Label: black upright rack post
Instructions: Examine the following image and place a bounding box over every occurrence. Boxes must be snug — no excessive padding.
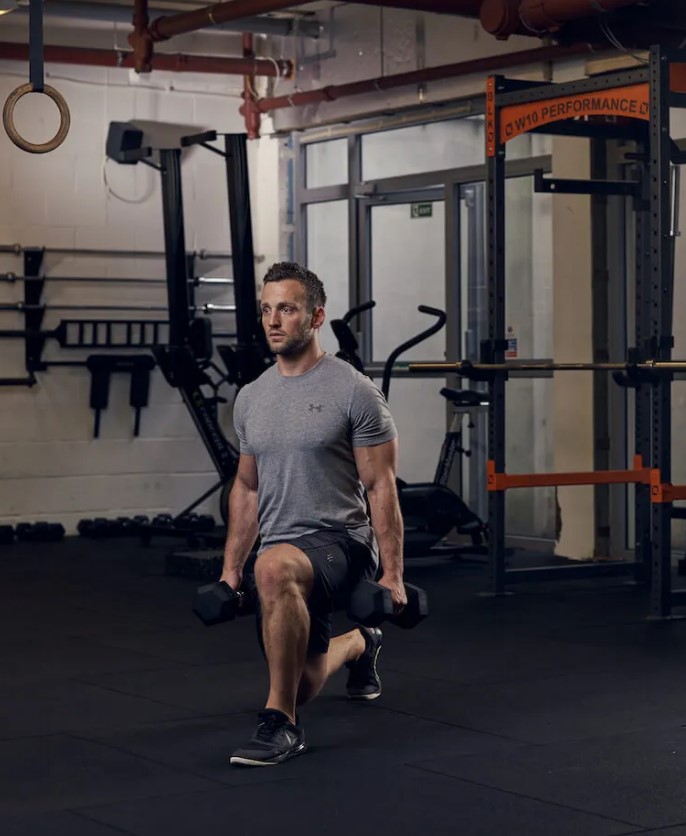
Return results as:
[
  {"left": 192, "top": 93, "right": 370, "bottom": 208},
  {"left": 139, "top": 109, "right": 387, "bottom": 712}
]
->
[
  {"left": 159, "top": 148, "right": 191, "bottom": 349},
  {"left": 486, "top": 76, "right": 508, "bottom": 595},
  {"left": 218, "top": 133, "right": 272, "bottom": 388},
  {"left": 634, "top": 143, "right": 653, "bottom": 586},
  {"left": 225, "top": 134, "right": 259, "bottom": 350},
  {"left": 649, "top": 46, "right": 676, "bottom": 618},
  {"left": 155, "top": 145, "right": 239, "bottom": 486}
]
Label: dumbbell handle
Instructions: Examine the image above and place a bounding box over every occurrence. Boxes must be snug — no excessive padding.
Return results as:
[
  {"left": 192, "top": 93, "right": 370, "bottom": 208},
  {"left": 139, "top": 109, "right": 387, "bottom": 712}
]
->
[
  {"left": 216, "top": 580, "right": 251, "bottom": 611},
  {"left": 193, "top": 579, "right": 256, "bottom": 627},
  {"left": 347, "top": 579, "right": 428, "bottom": 629}
]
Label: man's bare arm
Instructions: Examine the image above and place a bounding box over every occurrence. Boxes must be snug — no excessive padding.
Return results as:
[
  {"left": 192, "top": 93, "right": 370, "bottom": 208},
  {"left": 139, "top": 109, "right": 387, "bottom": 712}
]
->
[
  {"left": 354, "top": 439, "right": 404, "bottom": 583},
  {"left": 221, "top": 454, "right": 259, "bottom": 583}
]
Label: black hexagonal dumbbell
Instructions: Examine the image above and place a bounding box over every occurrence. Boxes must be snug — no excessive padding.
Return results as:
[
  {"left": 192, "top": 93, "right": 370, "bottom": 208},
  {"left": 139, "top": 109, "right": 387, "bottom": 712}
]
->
[
  {"left": 15, "top": 522, "right": 65, "bottom": 543},
  {"left": 347, "top": 579, "right": 429, "bottom": 629},
  {"left": 193, "top": 575, "right": 257, "bottom": 626}
]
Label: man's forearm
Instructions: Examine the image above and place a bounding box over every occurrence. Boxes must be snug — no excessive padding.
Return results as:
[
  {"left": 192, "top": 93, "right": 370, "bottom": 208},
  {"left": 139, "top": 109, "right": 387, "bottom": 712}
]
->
[
  {"left": 367, "top": 480, "right": 404, "bottom": 578},
  {"left": 223, "top": 482, "right": 259, "bottom": 572}
]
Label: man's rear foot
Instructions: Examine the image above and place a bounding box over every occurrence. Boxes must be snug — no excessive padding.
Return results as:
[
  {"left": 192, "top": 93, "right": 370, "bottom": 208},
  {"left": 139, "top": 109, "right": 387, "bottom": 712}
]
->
[{"left": 346, "top": 626, "right": 382, "bottom": 700}]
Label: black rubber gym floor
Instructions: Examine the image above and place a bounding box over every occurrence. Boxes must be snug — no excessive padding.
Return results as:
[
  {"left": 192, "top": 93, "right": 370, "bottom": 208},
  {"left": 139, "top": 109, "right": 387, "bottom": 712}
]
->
[{"left": 3, "top": 537, "right": 686, "bottom": 836}]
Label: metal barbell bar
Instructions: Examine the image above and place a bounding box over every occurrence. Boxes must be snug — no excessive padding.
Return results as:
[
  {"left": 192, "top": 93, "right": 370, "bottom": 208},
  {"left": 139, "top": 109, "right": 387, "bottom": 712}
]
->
[
  {"left": 0, "top": 243, "right": 234, "bottom": 259},
  {"left": 410, "top": 361, "right": 686, "bottom": 373},
  {"left": 0, "top": 302, "right": 237, "bottom": 314},
  {"left": 0, "top": 274, "right": 235, "bottom": 286}
]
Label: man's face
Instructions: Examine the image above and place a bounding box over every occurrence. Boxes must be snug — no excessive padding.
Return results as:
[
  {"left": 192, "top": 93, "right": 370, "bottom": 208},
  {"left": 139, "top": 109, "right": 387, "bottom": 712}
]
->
[{"left": 261, "top": 279, "right": 322, "bottom": 357}]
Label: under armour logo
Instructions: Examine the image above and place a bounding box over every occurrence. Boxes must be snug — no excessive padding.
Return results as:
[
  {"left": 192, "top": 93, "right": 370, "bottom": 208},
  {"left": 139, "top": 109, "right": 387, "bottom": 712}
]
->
[{"left": 309, "top": 403, "right": 323, "bottom": 412}]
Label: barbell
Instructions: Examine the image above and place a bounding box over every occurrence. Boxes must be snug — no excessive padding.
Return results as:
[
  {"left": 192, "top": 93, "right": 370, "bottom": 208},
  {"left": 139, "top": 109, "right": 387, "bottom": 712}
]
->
[
  {"left": 0, "top": 302, "right": 236, "bottom": 314},
  {"left": 410, "top": 360, "right": 686, "bottom": 374}
]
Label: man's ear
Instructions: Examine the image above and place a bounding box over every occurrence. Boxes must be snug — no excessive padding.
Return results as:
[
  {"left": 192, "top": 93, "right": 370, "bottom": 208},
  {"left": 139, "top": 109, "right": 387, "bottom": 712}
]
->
[{"left": 311, "top": 306, "right": 326, "bottom": 329}]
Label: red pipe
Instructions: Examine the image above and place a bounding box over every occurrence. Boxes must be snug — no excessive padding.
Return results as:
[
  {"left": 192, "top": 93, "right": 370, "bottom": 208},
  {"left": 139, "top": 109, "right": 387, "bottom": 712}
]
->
[
  {"left": 132, "top": 0, "right": 149, "bottom": 34},
  {"left": 351, "top": 0, "right": 483, "bottom": 13},
  {"left": 480, "top": 0, "right": 522, "bottom": 38},
  {"left": 240, "top": 32, "right": 262, "bottom": 140},
  {"left": 0, "top": 42, "right": 291, "bottom": 76},
  {"left": 256, "top": 42, "right": 596, "bottom": 112},
  {"left": 129, "top": 0, "right": 152, "bottom": 72},
  {"left": 149, "top": 0, "right": 300, "bottom": 42},
  {"left": 481, "top": 0, "right": 646, "bottom": 38},
  {"left": 519, "top": 0, "right": 645, "bottom": 33}
]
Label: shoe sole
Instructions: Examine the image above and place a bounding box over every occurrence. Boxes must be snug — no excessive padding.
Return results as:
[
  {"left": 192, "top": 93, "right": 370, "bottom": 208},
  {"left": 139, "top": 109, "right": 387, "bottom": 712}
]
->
[
  {"left": 230, "top": 743, "right": 307, "bottom": 767},
  {"left": 347, "top": 637, "right": 382, "bottom": 700},
  {"left": 348, "top": 690, "right": 382, "bottom": 701}
]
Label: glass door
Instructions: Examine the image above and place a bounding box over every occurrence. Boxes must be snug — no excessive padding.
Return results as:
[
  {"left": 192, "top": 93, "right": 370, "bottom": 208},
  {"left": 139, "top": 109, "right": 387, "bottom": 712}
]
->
[{"left": 363, "top": 192, "right": 448, "bottom": 484}]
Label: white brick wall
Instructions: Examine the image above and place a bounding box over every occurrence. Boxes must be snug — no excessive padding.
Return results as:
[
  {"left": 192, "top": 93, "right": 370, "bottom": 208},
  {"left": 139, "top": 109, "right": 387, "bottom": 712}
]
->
[{"left": 0, "top": 61, "right": 280, "bottom": 532}]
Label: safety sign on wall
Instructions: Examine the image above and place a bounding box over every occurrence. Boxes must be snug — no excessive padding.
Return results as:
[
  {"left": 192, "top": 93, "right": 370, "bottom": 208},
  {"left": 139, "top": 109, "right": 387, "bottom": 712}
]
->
[
  {"left": 410, "top": 203, "right": 433, "bottom": 219},
  {"left": 505, "top": 325, "right": 518, "bottom": 359}
]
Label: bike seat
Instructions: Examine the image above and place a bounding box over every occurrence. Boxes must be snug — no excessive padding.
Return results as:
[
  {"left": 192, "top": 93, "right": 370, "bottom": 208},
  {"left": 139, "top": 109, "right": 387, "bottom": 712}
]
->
[{"left": 440, "top": 387, "right": 489, "bottom": 407}]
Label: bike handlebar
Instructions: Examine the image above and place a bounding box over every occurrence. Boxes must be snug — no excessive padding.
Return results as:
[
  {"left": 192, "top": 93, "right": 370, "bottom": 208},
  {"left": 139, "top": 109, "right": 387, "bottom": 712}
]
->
[{"left": 381, "top": 306, "right": 446, "bottom": 401}]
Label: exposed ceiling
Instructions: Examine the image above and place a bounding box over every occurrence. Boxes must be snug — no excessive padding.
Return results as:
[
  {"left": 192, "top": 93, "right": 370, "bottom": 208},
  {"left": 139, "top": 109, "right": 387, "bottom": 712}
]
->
[
  {"left": 1, "top": 0, "right": 683, "bottom": 51},
  {"left": 2, "top": 0, "right": 682, "bottom": 138},
  {"left": 5, "top": 0, "right": 683, "bottom": 48},
  {"left": 4, "top": 1, "right": 686, "bottom": 85}
]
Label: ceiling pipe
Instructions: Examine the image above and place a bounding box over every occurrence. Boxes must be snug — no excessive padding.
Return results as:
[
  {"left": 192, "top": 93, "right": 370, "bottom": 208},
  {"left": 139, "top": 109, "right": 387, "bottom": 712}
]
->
[
  {"left": 129, "top": 0, "right": 152, "bottom": 72},
  {"left": 0, "top": 41, "right": 290, "bottom": 76},
  {"left": 256, "top": 41, "right": 598, "bottom": 113},
  {"left": 350, "top": 0, "right": 483, "bottom": 13},
  {"left": 480, "top": 0, "right": 647, "bottom": 38},
  {"left": 13, "top": 1, "right": 323, "bottom": 38},
  {"left": 148, "top": 0, "right": 301, "bottom": 42},
  {"left": 519, "top": 0, "right": 646, "bottom": 33},
  {"left": 128, "top": 0, "right": 299, "bottom": 78},
  {"left": 241, "top": 32, "right": 262, "bottom": 139},
  {"left": 479, "top": 0, "right": 522, "bottom": 38}
]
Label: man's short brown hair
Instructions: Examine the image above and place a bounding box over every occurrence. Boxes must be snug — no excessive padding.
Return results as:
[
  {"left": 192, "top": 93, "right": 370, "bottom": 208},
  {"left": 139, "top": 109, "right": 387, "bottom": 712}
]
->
[{"left": 263, "top": 262, "right": 327, "bottom": 310}]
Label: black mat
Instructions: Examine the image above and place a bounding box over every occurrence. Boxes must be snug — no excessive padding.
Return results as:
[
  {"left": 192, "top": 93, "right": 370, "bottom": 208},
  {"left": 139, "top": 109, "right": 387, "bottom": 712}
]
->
[
  {"left": 3, "top": 537, "right": 686, "bottom": 836},
  {"left": 411, "top": 727, "right": 686, "bottom": 829},
  {"left": 76, "top": 766, "right": 633, "bottom": 836},
  {"left": 0, "top": 811, "right": 132, "bottom": 836},
  {"left": 0, "top": 734, "right": 218, "bottom": 817}
]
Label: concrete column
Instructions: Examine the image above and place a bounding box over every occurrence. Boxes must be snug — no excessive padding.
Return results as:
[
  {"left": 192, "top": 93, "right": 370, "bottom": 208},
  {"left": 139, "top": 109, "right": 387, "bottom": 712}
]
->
[{"left": 552, "top": 135, "right": 595, "bottom": 559}]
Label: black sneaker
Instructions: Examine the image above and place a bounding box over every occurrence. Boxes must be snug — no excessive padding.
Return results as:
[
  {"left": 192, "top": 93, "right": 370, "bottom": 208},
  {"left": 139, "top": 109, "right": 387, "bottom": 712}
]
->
[
  {"left": 229, "top": 709, "right": 307, "bottom": 767},
  {"left": 346, "top": 626, "right": 383, "bottom": 700}
]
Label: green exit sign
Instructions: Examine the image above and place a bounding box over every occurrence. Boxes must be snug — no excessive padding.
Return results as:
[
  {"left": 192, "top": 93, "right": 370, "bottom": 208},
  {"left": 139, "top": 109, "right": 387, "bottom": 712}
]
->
[{"left": 410, "top": 202, "right": 433, "bottom": 219}]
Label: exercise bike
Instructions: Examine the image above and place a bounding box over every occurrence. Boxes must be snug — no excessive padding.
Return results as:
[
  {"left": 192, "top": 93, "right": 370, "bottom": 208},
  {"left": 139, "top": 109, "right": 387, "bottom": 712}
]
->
[{"left": 331, "top": 303, "right": 489, "bottom": 558}]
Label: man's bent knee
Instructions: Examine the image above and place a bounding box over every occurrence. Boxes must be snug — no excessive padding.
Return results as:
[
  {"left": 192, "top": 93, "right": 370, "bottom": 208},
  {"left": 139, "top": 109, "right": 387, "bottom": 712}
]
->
[{"left": 255, "top": 544, "right": 314, "bottom": 601}]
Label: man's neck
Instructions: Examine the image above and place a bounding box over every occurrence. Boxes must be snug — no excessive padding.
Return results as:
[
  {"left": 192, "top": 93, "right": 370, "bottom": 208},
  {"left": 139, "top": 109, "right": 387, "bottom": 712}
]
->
[{"left": 276, "top": 344, "right": 326, "bottom": 377}]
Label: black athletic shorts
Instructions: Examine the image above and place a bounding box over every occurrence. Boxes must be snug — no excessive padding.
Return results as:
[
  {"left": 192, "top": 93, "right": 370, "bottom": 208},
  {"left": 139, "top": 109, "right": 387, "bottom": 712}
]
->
[{"left": 255, "top": 527, "right": 377, "bottom": 655}]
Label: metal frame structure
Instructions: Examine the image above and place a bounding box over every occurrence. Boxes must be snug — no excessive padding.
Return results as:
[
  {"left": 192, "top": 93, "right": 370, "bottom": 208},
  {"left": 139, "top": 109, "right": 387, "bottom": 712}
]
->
[{"left": 482, "top": 45, "right": 686, "bottom": 618}]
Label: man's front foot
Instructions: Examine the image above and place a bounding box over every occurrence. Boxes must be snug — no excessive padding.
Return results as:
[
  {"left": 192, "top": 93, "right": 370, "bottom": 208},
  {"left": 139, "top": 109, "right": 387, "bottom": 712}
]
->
[
  {"left": 230, "top": 709, "right": 307, "bottom": 766},
  {"left": 346, "top": 626, "right": 383, "bottom": 700}
]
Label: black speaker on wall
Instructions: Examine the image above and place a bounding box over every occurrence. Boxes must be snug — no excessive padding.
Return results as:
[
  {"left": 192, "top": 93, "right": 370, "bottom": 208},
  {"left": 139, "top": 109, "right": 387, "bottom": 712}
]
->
[{"left": 106, "top": 122, "right": 145, "bottom": 164}]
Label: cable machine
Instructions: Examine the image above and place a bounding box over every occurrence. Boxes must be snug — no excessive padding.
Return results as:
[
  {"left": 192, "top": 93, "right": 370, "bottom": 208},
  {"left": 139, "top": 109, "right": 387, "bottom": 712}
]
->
[{"left": 107, "top": 124, "right": 271, "bottom": 526}]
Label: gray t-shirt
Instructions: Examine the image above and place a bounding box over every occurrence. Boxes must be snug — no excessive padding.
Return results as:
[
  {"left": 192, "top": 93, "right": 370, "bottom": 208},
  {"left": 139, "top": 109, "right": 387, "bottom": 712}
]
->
[{"left": 232, "top": 353, "right": 397, "bottom": 561}]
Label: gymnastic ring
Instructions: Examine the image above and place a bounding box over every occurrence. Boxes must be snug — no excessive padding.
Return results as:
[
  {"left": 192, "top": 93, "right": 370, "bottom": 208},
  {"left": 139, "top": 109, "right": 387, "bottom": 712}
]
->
[{"left": 3, "top": 83, "right": 71, "bottom": 154}]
